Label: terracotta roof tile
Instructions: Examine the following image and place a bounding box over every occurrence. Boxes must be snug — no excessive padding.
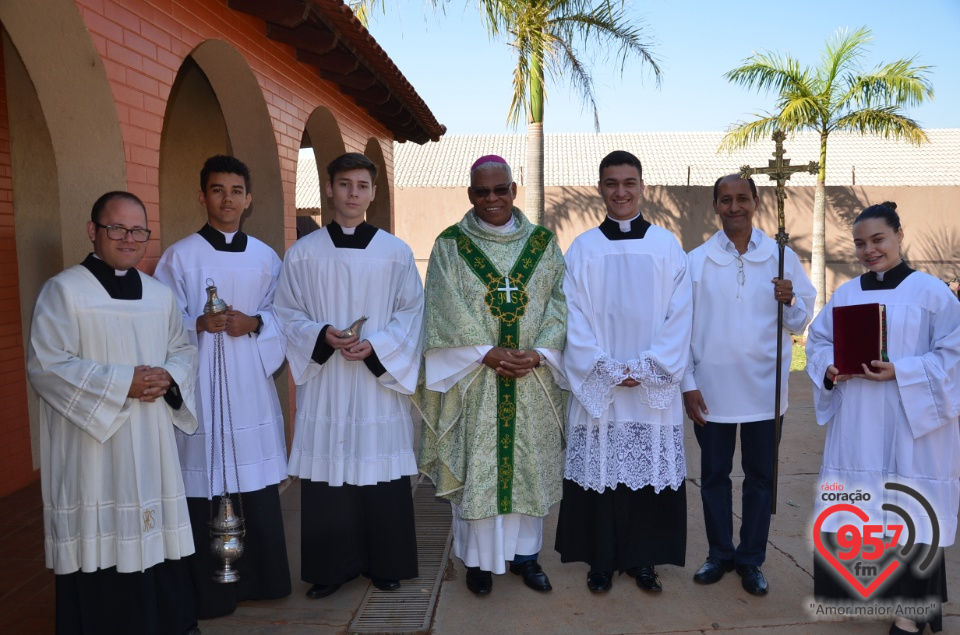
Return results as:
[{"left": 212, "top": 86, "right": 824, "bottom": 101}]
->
[{"left": 393, "top": 129, "right": 960, "bottom": 187}]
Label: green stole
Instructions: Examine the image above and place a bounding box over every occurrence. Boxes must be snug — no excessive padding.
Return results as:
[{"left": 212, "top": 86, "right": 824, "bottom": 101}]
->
[{"left": 439, "top": 224, "right": 553, "bottom": 514}]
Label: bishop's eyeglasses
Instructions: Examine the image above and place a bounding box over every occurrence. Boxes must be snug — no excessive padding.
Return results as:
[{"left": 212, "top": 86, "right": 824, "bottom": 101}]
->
[
  {"left": 95, "top": 223, "right": 152, "bottom": 242},
  {"left": 471, "top": 184, "right": 512, "bottom": 198}
]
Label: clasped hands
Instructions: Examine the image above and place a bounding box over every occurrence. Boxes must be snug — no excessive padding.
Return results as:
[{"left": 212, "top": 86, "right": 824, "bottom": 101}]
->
[
  {"left": 129, "top": 365, "right": 173, "bottom": 402},
  {"left": 197, "top": 306, "right": 258, "bottom": 337},
  {"left": 325, "top": 327, "right": 372, "bottom": 361},
  {"left": 482, "top": 347, "right": 540, "bottom": 378},
  {"left": 827, "top": 360, "right": 895, "bottom": 384}
]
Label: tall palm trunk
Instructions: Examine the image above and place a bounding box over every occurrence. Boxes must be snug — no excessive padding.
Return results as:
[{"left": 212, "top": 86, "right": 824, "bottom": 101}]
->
[
  {"left": 811, "top": 133, "right": 829, "bottom": 316},
  {"left": 525, "top": 44, "right": 545, "bottom": 226}
]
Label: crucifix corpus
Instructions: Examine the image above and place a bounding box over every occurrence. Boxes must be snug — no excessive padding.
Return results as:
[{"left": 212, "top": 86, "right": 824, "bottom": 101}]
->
[{"left": 738, "top": 129, "right": 819, "bottom": 514}]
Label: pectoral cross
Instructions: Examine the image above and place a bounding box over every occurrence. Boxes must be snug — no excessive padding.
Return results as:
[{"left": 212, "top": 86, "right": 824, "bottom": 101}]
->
[
  {"left": 737, "top": 130, "right": 818, "bottom": 515},
  {"left": 498, "top": 278, "right": 519, "bottom": 303}
]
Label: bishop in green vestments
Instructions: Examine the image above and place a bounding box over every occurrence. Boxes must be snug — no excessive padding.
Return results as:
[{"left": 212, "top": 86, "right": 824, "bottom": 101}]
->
[{"left": 416, "top": 155, "right": 567, "bottom": 596}]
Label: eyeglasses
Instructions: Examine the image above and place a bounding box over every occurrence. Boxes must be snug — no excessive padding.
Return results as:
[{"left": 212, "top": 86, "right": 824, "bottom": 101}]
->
[
  {"left": 95, "top": 223, "right": 152, "bottom": 242},
  {"left": 471, "top": 184, "right": 512, "bottom": 198}
]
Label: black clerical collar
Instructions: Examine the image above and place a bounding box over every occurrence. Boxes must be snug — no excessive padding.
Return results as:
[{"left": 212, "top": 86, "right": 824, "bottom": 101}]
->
[
  {"left": 599, "top": 214, "right": 651, "bottom": 241},
  {"left": 860, "top": 260, "right": 914, "bottom": 291},
  {"left": 327, "top": 220, "right": 378, "bottom": 249},
  {"left": 81, "top": 253, "right": 142, "bottom": 300},
  {"left": 198, "top": 223, "right": 247, "bottom": 252}
]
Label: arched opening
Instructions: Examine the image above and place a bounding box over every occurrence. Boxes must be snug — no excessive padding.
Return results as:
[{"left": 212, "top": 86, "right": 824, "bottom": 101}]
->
[
  {"left": 159, "top": 39, "right": 283, "bottom": 254},
  {"left": 0, "top": 0, "right": 126, "bottom": 484},
  {"left": 363, "top": 137, "right": 391, "bottom": 232},
  {"left": 300, "top": 107, "right": 346, "bottom": 229}
]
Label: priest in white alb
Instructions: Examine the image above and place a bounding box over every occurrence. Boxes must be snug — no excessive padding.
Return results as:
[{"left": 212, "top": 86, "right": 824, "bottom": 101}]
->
[
  {"left": 556, "top": 151, "right": 692, "bottom": 595},
  {"left": 28, "top": 191, "right": 199, "bottom": 634},
  {"left": 274, "top": 152, "right": 424, "bottom": 599},
  {"left": 154, "top": 155, "right": 291, "bottom": 618}
]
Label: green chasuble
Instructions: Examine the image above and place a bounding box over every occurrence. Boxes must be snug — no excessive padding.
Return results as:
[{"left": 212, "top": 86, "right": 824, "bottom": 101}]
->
[{"left": 416, "top": 208, "right": 567, "bottom": 520}]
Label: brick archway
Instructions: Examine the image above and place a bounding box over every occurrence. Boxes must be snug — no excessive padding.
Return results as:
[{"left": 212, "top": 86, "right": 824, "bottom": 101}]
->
[
  {"left": 363, "top": 137, "right": 392, "bottom": 232},
  {"left": 0, "top": 0, "right": 126, "bottom": 489},
  {"left": 159, "top": 39, "right": 283, "bottom": 255},
  {"left": 302, "top": 107, "right": 346, "bottom": 227}
]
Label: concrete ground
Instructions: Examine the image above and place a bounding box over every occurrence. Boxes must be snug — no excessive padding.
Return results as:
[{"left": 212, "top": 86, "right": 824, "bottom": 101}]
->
[{"left": 199, "top": 372, "right": 960, "bottom": 634}]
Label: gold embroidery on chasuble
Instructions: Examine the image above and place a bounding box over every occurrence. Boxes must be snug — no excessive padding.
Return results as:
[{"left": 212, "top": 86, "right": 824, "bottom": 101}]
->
[{"left": 442, "top": 224, "right": 553, "bottom": 513}]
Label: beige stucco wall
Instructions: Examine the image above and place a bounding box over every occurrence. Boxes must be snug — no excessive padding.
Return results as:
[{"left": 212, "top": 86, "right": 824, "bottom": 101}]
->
[{"left": 396, "top": 184, "right": 960, "bottom": 300}]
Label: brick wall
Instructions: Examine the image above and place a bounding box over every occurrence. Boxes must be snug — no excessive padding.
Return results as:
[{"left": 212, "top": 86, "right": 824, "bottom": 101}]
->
[
  {"left": 0, "top": 41, "right": 34, "bottom": 496},
  {"left": 76, "top": 0, "right": 394, "bottom": 268},
  {"left": 0, "top": 0, "right": 401, "bottom": 496}
]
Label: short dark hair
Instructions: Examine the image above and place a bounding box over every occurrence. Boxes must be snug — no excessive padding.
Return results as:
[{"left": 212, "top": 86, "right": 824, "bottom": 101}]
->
[
  {"left": 599, "top": 150, "right": 642, "bottom": 181},
  {"left": 200, "top": 155, "right": 251, "bottom": 192},
  {"left": 854, "top": 201, "right": 901, "bottom": 231},
  {"left": 90, "top": 191, "right": 147, "bottom": 224},
  {"left": 327, "top": 152, "right": 378, "bottom": 182},
  {"left": 713, "top": 174, "right": 758, "bottom": 202}
]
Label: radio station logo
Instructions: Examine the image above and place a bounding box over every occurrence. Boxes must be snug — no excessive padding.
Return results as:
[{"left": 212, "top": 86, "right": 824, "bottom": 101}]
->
[{"left": 813, "top": 481, "right": 940, "bottom": 599}]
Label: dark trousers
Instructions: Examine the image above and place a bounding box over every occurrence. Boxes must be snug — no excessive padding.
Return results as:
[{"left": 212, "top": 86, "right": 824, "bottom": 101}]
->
[
  {"left": 694, "top": 417, "right": 780, "bottom": 566},
  {"left": 300, "top": 477, "right": 418, "bottom": 585}
]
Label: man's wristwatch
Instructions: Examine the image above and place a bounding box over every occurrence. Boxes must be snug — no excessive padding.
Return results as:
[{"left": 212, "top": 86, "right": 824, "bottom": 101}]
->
[
  {"left": 536, "top": 351, "right": 546, "bottom": 368},
  {"left": 252, "top": 314, "right": 264, "bottom": 336}
]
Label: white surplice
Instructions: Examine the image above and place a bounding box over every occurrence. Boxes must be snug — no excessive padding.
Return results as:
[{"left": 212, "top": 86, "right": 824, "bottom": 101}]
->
[
  {"left": 682, "top": 229, "right": 816, "bottom": 421},
  {"left": 27, "top": 266, "right": 198, "bottom": 574},
  {"left": 275, "top": 227, "right": 423, "bottom": 485},
  {"left": 806, "top": 270, "right": 960, "bottom": 547},
  {"left": 154, "top": 232, "right": 287, "bottom": 497},
  {"left": 563, "top": 223, "right": 692, "bottom": 493}
]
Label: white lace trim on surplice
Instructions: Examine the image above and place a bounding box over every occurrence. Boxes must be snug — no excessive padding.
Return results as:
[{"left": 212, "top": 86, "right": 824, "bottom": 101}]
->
[
  {"left": 564, "top": 420, "right": 686, "bottom": 494},
  {"left": 628, "top": 353, "right": 680, "bottom": 410},
  {"left": 574, "top": 353, "right": 680, "bottom": 419}
]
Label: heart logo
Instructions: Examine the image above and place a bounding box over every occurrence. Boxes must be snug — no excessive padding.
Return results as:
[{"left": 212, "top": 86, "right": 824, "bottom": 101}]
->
[{"left": 813, "top": 503, "right": 900, "bottom": 599}]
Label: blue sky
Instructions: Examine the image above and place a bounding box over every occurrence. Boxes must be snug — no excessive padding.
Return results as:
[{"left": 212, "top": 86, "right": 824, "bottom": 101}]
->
[{"left": 366, "top": 0, "right": 960, "bottom": 134}]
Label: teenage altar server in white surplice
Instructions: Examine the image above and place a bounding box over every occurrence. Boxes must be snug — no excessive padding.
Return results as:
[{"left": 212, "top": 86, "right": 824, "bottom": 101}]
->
[
  {"left": 154, "top": 155, "right": 291, "bottom": 618},
  {"left": 807, "top": 202, "right": 960, "bottom": 635},
  {"left": 274, "top": 152, "right": 423, "bottom": 600},
  {"left": 28, "top": 191, "right": 200, "bottom": 635},
  {"left": 556, "top": 151, "right": 692, "bottom": 595}
]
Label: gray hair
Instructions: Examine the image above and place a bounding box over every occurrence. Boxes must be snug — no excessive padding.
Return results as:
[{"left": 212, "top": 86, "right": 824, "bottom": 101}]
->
[{"left": 470, "top": 160, "right": 513, "bottom": 184}]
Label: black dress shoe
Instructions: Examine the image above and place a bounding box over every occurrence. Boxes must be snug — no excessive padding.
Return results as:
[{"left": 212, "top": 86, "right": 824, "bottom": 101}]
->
[
  {"left": 466, "top": 566, "right": 492, "bottom": 595},
  {"left": 306, "top": 582, "right": 342, "bottom": 599},
  {"left": 630, "top": 565, "right": 662, "bottom": 592},
  {"left": 736, "top": 565, "right": 768, "bottom": 596},
  {"left": 509, "top": 560, "right": 553, "bottom": 592},
  {"left": 693, "top": 557, "right": 735, "bottom": 584},
  {"left": 371, "top": 577, "right": 400, "bottom": 591},
  {"left": 586, "top": 570, "right": 612, "bottom": 592}
]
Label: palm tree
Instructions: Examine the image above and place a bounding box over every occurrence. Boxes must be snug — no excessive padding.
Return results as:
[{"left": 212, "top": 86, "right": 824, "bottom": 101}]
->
[
  {"left": 476, "top": 0, "right": 660, "bottom": 224},
  {"left": 352, "top": 0, "right": 661, "bottom": 225},
  {"left": 720, "top": 26, "right": 933, "bottom": 315}
]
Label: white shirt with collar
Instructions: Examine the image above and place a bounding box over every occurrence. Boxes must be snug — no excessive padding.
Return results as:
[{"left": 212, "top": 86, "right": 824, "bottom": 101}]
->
[{"left": 681, "top": 228, "right": 816, "bottom": 422}]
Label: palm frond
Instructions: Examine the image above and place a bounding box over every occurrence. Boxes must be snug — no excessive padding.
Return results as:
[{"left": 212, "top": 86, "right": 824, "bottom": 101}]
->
[
  {"left": 718, "top": 116, "right": 781, "bottom": 152},
  {"left": 832, "top": 108, "right": 929, "bottom": 145},
  {"left": 725, "top": 52, "right": 810, "bottom": 99}
]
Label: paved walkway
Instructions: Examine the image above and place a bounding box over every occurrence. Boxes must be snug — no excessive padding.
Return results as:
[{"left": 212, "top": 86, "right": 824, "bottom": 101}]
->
[
  {"left": 2, "top": 372, "right": 956, "bottom": 633},
  {"left": 198, "top": 372, "right": 959, "bottom": 634}
]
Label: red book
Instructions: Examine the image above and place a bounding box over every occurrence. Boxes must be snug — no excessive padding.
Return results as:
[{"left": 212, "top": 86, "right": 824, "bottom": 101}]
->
[{"left": 833, "top": 303, "right": 888, "bottom": 375}]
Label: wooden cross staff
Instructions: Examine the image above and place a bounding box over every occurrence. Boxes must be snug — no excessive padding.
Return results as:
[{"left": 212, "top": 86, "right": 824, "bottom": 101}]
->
[{"left": 738, "top": 130, "right": 819, "bottom": 514}]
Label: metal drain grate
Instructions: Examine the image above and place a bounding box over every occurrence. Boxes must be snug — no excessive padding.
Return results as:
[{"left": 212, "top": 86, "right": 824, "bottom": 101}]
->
[{"left": 349, "top": 476, "right": 452, "bottom": 634}]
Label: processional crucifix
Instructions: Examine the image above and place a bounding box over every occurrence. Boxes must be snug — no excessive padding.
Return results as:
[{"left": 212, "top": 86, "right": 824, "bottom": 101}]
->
[{"left": 738, "top": 130, "right": 819, "bottom": 514}]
